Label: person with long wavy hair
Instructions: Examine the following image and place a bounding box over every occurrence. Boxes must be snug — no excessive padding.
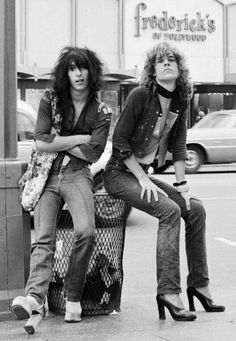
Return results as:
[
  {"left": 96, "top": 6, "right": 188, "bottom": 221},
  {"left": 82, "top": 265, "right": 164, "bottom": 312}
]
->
[
  {"left": 140, "top": 42, "right": 193, "bottom": 102},
  {"left": 103, "top": 41, "right": 225, "bottom": 322},
  {"left": 11, "top": 46, "right": 112, "bottom": 333}
]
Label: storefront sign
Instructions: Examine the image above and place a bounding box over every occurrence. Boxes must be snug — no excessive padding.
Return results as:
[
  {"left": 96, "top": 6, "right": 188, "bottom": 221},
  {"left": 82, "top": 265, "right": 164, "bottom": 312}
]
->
[{"left": 134, "top": 2, "right": 216, "bottom": 41}]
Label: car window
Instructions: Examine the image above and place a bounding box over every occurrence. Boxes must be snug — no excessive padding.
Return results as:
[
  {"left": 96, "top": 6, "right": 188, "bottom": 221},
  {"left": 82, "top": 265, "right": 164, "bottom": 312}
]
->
[
  {"left": 220, "top": 115, "right": 236, "bottom": 128},
  {"left": 17, "top": 111, "right": 35, "bottom": 141},
  {"left": 194, "top": 113, "right": 236, "bottom": 129},
  {"left": 194, "top": 114, "right": 223, "bottom": 128}
]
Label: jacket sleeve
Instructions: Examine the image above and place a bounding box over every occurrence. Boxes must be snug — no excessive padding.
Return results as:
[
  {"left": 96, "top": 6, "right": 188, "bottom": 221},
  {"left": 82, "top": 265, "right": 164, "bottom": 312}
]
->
[
  {"left": 171, "top": 105, "right": 188, "bottom": 163},
  {"left": 112, "top": 87, "right": 146, "bottom": 162},
  {"left": 34, "top": 91, "right": 56, "bottom": 143},
  {"left": 79, "top": 102, "right": 112, "bottom": 163}
]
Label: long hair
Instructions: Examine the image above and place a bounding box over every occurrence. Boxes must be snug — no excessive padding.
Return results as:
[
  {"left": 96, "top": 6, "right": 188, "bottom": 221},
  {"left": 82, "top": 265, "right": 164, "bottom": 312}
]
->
[
  {"left": 50, "top": 46, "right": 103, "bottom": 112},
  {"left": 140, "top": 42, "right": 193, "bottom": 101}
]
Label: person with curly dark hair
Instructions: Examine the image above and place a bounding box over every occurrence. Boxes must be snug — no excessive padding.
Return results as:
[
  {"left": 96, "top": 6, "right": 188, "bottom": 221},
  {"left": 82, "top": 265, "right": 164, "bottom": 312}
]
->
[
  {"left": 11, "top": 46, "right": 112, "bottom": 333},
  {"left": 103, "top": 42, "right": 225, "bottom": 321}
]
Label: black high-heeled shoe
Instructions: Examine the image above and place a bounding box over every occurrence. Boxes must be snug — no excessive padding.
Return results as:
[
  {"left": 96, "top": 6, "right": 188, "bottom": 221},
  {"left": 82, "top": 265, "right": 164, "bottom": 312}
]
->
[
  {"left": 156, "top": 294, "right": 197, "bottom": 321},
  {"left": 187, "top": 287, "right": 225, "bottom": 312}
]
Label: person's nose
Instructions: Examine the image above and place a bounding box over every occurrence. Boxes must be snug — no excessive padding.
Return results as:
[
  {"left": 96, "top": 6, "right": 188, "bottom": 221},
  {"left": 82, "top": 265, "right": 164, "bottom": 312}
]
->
[
  {"left": 163, "top": 58, "right": 170, "bottom": 66},
  {"left": 75, "top": 67, "right": 82, "bottom": 76}
]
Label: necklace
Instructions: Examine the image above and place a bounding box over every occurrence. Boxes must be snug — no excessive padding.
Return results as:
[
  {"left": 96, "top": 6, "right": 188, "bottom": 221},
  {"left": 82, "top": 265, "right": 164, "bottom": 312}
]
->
[{"left": 156, "top": 83, "right": 177, "bottom": 99}]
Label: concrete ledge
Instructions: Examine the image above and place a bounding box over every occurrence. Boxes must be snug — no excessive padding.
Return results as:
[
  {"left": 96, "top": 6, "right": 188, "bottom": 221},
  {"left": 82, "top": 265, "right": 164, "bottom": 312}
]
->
[{"left": 0, "top": 160, "right": 31, "bottom": 321}]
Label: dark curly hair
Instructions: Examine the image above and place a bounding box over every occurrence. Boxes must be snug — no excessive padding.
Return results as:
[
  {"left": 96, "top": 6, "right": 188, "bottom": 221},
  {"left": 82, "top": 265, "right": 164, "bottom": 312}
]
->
[
  {"left": 50, "top": 46, "right": 103, "bottom": 113},
  {"left": 140, "top": 42, "right": 193, "bottom": 102}
]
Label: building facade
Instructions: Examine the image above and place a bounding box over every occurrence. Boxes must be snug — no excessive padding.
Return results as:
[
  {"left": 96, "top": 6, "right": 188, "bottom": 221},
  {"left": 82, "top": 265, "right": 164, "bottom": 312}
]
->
[{"left": 16, "top": 0, "right": 236, "bottom": 82}]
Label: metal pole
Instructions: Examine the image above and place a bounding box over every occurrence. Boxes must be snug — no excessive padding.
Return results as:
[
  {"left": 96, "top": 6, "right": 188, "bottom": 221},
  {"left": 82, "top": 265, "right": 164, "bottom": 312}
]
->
[
  {"left": 223, "top": 4, "right": 228, "bottom": 81},
  {"left": 0, "top": 0, "right": 17, "bottom": 159},
  {"left": 71, "top": 0, "right": 77, "bottom": 46},
  {"left": 0, "top": 0, "right": 31, "bottom": 321},
  {"left": 118, "top": 0, "right": 125, "bottom": 69}
]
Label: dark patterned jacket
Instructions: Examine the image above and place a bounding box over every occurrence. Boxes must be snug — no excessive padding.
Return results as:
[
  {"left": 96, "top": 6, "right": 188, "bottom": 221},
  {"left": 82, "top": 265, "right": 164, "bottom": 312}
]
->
[{"left": 35, "top": 89, "right": 112, "bottom": 172}]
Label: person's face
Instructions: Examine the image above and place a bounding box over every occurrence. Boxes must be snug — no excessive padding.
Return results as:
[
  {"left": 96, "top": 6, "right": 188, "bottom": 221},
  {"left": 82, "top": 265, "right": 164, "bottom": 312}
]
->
[
  {"left": 154, "top": 52, "right": 179, "bottom": 84},
  {"left": 68, "top": 62, "right": 89, "bottom": 92}
]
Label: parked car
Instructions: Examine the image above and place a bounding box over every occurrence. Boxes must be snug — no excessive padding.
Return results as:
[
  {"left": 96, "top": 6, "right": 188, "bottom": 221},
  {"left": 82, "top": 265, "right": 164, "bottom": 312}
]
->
[
  {"left": 185, "top": 110, "right": 236, "bottom": 173},
  {"left": 17, "top": 99, "right": 38, "bottom": 160}
]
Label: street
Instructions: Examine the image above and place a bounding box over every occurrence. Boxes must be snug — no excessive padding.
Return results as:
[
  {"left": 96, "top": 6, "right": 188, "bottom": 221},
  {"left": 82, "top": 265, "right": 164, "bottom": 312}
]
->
[
  {"left": 125, "top": 169, "right": 236, "bottom": 294},
  {"left": 1, "top": 170, "right": 236, "bottom": 340},
  {"left": 1, "top": 1, "right": 236, "bottom": 340},
  {"left": 122, "top": 169, "right": 236, "bottom": 340}
]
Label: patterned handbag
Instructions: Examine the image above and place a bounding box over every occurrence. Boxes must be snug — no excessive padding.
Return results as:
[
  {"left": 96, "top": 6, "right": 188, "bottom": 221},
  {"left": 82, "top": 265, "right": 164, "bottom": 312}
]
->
[{"left": 19, "top": 90, "right": 62, "bottom": 211}]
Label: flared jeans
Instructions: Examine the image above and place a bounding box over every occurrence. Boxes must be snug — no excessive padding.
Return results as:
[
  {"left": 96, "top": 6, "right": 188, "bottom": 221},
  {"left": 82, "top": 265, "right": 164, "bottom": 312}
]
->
[
  {"left": 25, "top": 166, "right": 95, "bottom": 304},
  {"left": 103, "top": 168, "right": 209, "bottom": 295}
]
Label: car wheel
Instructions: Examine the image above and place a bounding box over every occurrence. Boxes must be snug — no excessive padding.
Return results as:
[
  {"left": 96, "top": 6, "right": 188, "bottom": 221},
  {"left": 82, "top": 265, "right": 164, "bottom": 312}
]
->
[{"left": 185, "top": 146, "right": 204, "bottom": 174}]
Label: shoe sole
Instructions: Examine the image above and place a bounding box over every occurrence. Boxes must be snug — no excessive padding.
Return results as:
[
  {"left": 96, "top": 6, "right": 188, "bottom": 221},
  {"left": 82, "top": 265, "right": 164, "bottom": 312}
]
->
[
  {"left": 65, "top": 317, "right": 82, "bottom": 323},
  {"left": 173, "top": 316, "right": 197, "bottom": 321},
  {"left": 205, "top": 307, "right": 226, "bottom": 312},
  {"left": 11, "top": 305, "right": 30, "bottom": 320}
]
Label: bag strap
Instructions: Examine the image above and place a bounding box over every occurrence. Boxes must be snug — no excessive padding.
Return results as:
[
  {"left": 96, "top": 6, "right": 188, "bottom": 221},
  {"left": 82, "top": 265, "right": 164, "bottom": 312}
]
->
[{"left": 48, "top": 90, "right": 62, "bottom": 134}]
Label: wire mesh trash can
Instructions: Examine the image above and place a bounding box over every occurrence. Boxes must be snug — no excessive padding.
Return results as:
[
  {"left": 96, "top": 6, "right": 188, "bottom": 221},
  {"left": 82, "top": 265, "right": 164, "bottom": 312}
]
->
[{"left": 48, "top": 192, "right": 128, "bottom": 316}]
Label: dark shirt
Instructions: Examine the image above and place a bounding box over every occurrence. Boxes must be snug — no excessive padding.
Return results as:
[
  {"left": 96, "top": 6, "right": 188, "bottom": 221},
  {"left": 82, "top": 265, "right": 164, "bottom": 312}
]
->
[
  {"left": 35, "top": 90, "right": 112, "bottom": 173},
  {"left": 107, "top": 84, "right": 188, "bottom": 170}
]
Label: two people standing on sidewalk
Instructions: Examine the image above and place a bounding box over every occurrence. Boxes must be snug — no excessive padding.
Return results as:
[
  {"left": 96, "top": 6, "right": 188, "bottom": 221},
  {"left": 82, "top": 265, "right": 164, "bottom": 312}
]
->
[
  {"left": 11, "top": 46, "right": 112, "bottom": 331},
  {"left": 103, "top": 41, "right": 225, "bottom": 321}
]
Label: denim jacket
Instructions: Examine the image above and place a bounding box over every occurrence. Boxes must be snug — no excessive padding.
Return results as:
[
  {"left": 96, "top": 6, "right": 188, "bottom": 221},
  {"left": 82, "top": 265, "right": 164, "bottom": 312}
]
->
[{"left": 109, "top": 84, "right": 188, "bottom": 169}]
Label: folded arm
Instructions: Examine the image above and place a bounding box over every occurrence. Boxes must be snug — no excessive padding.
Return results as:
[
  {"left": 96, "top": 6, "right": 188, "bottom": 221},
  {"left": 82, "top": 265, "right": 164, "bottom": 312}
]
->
[
  {"left": 66, "top": 146, "right": 88, "bottom": 161},
  {"left": 36, "top": 134, "right": 91, "bottom": 153}
]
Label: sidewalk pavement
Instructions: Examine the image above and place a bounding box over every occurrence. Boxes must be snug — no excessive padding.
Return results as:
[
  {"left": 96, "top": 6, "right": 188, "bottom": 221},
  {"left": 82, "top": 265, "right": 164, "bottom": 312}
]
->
[
  {"left": 1, "top": 209, "right": 235, "bottom": 341},
  {"left": 163, "top": 163, "right": 236, "bottom": 174}
]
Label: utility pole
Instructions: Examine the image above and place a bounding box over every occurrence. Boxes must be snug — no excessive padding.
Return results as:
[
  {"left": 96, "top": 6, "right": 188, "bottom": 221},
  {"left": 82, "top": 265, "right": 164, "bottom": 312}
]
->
[{"left": 0, "top": 0, "right": 31, "bottom": 320}]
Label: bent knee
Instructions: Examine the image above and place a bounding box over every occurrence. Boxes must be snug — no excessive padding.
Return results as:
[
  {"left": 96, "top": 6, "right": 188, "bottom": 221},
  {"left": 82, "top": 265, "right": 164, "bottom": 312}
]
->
[
  {"left": 168, "top": 202, "right": 181, "bottom": 219},
  {"left": 190, "top": 199, "right": 206, "bottom": 218},
  {"left": 74, "top": 227, "right": 95, "bottom": 244},
  {"left": 153, "top": 200, "right": 181, "bottom": 220}
]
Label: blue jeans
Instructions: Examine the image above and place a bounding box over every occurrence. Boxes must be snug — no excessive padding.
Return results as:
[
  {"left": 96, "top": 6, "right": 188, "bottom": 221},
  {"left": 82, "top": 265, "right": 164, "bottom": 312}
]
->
[
  {"left": 25, "top": 166, "right": 95, "bottom": 304},
  {"left": 103, "top": 168, "right": 209, "bottom": 295}
]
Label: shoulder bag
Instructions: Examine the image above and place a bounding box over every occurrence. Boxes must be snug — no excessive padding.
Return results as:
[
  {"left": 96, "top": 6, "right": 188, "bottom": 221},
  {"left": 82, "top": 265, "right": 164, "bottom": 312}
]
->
[{"left": 19, "top": 90, "right": 62, "bottom": 211}]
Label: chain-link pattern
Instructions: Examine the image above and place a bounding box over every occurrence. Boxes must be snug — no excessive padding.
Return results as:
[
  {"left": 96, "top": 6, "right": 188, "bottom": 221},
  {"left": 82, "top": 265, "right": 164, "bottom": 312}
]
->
[{"left": 48, "top": 193, "right": 128, "bottom": 316}]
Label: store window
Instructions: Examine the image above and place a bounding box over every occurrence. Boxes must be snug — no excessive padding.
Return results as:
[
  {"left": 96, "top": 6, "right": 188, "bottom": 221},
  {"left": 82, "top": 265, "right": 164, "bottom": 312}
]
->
[
  {"left": 193, "top": 91, "right": 236, "bottom": 124},
  {"left": 119, "top": 81, "right": 236, "bottom": 128},
  {"left": 190, "top": 83, "right": 236, "bottom": 127}
]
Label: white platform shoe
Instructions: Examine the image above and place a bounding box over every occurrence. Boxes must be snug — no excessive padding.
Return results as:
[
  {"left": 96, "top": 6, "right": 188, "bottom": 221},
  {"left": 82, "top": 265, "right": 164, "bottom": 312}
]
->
[
  {"left": 64, "top": 300, "right": 82, "bottom": 323},
  {"left": 11, "top": 295, "right": 47, "bottom": 334}
]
